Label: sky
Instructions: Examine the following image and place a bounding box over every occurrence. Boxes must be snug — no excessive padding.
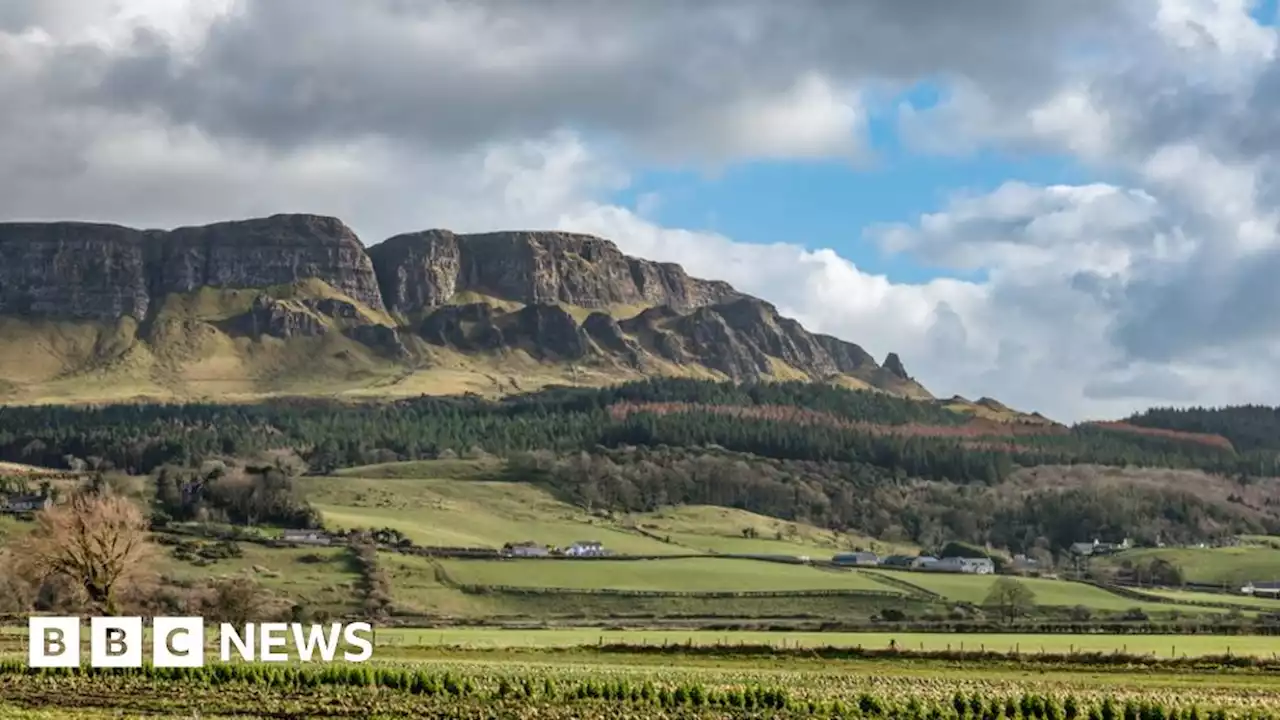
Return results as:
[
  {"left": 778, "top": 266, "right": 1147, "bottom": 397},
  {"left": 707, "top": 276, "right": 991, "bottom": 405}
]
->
[{"left": 2, "top": 0, "right": 1280, "bottom": 422}]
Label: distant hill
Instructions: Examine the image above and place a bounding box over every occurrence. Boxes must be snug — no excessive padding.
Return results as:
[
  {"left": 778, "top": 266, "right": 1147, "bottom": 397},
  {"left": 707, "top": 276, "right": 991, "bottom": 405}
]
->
[{"left": 0, "top": 214, "right": 928, "bottom": 403}]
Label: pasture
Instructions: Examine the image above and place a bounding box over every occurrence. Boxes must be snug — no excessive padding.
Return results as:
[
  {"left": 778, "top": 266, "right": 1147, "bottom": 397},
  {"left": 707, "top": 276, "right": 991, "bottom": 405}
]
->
[
  {"left": 435, "top": 557, "right": 896, "bottom": 593},
  {"left": 1098, "top": 546, "right": 1280, "bottom": 587}
]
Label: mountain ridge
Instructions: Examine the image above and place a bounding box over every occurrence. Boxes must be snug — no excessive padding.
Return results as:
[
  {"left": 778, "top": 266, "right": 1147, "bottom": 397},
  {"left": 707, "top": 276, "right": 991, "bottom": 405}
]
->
[{"left": 0, "top": 213, "right": 934, "bottom": 405}]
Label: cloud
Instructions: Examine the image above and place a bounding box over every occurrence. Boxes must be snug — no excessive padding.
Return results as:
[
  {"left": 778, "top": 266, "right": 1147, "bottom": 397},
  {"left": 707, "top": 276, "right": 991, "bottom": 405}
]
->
[{"left": 3, "top": 0, "right": 1280, "bottom": 422}]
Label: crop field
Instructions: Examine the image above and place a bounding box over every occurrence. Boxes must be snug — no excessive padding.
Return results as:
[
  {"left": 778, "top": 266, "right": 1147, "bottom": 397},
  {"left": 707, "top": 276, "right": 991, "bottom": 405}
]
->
[
  {"left": 368, "top": 628, "right": 1280, "bottom": 658},
  {"left": 436, "top": 557, "right": 897, "bottom": 593},
  {"left": 2, "top": 651, "right": 1280, "bottom": 719}
]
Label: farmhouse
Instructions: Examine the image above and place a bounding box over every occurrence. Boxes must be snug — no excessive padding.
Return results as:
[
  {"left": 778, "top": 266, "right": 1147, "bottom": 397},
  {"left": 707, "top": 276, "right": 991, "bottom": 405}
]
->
[
  {"left": 832, "top": 551, "right": 879, "bottom": 566},
  {"left": 0, "top": 493, "right": 52, "bottom": 514},
  {"left": 281, "top": 529, "right": 331, "bottom": 545},
  {"left": 564, "top": 541, "right": 605, "bottom": 557},
  {"left": 502, "top": 541, "right": 549, "bottom": 557},
  {"left": 935, "top": 556, "right": 994, "bottom": 574},
  {"left": 1010, "top": 554, "right": 1041, "bottom": 572},
  {"left": 1070, "top": 538, "right": 1132, "bottom": 557},
  {"left": 1241, "top": 581, "right": 1280, "bottom": 597}
]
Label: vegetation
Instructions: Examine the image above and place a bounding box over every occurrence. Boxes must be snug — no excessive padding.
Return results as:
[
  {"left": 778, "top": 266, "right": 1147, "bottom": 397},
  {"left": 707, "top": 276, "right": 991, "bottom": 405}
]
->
[{"left": 2, "top": 653, "right": 1280, "bottom": 719}]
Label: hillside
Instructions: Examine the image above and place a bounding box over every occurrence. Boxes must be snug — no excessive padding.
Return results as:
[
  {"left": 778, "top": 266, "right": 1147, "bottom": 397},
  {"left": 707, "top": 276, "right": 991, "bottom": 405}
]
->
[
  {"left": 0, "top": 214, "right": 930, "bottom": 403},
  {"left": 5, "top": 379, "right": 1280, "bottom": 557}
]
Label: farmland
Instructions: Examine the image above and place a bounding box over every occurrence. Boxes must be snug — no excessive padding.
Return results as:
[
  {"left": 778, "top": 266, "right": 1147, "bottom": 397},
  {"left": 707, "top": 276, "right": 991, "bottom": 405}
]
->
[{"left": 3, "top": 648, "right": 1280, "bottom": 719}]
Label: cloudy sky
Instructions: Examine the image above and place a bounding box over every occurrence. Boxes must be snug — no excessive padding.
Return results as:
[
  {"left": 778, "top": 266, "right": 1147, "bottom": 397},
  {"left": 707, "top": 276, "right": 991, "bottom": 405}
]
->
[{"left": 3, "top": 0, "right": 1280, "bottom": 422}]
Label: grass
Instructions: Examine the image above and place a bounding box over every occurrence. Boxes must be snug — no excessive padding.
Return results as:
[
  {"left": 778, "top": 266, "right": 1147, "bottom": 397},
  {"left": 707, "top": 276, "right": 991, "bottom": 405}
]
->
[
  {"left": 1136, "top": 587, "right": 1280, "bottom": 610},
  {"left": 1098, "top": 546, "right": 1280, "bottom": 587},
  {"left": 863, "top": 570, "right": 1231, "bottom": 614},
  {"left": 370, "top": 627, "right": 1280, "bottom": 658},
  {"left": 311, "top": 460, "right": 895, "bottom": 560},
  {"left": 155, "top": 543, "right": 361, "bottom": 615},
  {"left": 384, "top": 553, "right": 918, "bottom": 618},
  {"left": 436, "top": 557, "right": 896, "bottom": 593},
  {"left": 627, "top": 505, "right": 919, "bottom": 559},
  {"left": 303, "top": 472, "right": 682, "bottom": 555}
]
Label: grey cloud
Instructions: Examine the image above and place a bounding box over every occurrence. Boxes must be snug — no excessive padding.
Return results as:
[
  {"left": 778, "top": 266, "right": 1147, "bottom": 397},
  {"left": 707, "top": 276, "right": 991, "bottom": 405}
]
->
[{"left": 72, "top": 0, "right": 1125, "bottom": 158}]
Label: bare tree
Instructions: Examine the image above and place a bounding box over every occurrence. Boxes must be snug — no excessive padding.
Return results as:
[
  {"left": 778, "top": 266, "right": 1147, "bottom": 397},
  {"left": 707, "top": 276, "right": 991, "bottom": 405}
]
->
[{"left": 15, "top": 490, "right": 154, "bottom": 614}]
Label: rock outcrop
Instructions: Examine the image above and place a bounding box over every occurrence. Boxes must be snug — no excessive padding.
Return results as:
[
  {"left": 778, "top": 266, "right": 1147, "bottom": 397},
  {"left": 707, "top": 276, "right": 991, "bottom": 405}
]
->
[
  {"left": 0, "top": 214, "right": 928, "bottom": 398},
  {"left": 152, "top": 215, "right": 385, "bottom": 313},
  {"left": 368, "top": 230, "right": 740, "bottom": 317},
  {"left": 0, "top": 222, "right": 151, "bottom": 321},
  {"left": 0, "top": 214, "right": 384, "bottom": 323}
]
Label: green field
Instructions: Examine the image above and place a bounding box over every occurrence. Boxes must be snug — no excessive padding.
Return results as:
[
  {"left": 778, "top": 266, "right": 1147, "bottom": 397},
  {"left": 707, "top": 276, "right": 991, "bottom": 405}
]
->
[
  {"left": 436, "top": 557, "right": 896, "bottom": 593},
  {"left": 863, "top": 570, "right": 1232, "bottom": 614},
  {"left": 1098, "top": 546, "right": 1280, "bottom": 586},
  {"left": 305, "top": 461, "right": 874, "bottom": 559},
  {"left": 156, "top": 542, "right": 361, "bottom": 615},
  {"left": 1139, "top": 587, "right": 1280, "bottom": 610},
  {"left": 372, "top": 627, "right": 1280, "bottom": 658}
]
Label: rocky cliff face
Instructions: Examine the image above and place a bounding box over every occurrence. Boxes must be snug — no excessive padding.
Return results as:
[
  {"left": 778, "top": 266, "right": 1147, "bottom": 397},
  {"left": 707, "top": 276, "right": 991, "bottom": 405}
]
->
[
  {"left": 0, "top": 222, "right": 151, "bottom": 320},
  {"left": 0, "top": 214, "right": 384, "bottom": 322},
  {"left": 152, "top": 215, "right": 385, "bottom": 312},
  {"left": 0, "top": 214, "right": 928, "bottom": 398},
  {"left": 368, "top": 230, "right": 740, "bottom": 316}
]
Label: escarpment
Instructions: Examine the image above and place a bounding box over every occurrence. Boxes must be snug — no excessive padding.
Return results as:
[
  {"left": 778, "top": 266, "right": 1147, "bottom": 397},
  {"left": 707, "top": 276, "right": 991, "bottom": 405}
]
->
[{"left": 0, "top": 213, "right": 929, "bottom": 399}]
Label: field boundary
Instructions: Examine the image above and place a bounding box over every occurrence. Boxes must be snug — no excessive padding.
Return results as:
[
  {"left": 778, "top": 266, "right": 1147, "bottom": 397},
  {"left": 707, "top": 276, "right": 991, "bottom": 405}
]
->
[
  {"left": 859, "top": 570, "right": 942, "bottom": 600},
  {"left": 452, "top": 584, "right": 906, "bottom": 599}
]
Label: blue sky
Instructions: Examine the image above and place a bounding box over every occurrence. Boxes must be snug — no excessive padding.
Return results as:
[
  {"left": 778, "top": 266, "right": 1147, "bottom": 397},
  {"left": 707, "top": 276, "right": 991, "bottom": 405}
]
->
[{"left": 612, "top": 84, "right": 1098, "bottom": 284}]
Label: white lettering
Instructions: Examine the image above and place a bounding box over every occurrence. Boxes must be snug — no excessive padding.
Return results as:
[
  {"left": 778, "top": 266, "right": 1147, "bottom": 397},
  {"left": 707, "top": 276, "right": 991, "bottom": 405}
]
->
[
  {"left": 342, "top": 622, "right": 373, "bottom": 662},
  {"left": 290, "top": 623, "right": 343, "bottom": 662},
  {"left": 258, "top": 623, "right": 289, "bottom": 662},
  {"left": 219, "top": 623, "right": 254, "bottom": 662}
]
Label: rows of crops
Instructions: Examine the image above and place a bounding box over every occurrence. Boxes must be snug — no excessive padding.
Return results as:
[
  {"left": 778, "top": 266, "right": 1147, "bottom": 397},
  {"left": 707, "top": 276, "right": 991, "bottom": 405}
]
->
[{"left": 1, "top": 659, "right": 1277, "bottom": 719}]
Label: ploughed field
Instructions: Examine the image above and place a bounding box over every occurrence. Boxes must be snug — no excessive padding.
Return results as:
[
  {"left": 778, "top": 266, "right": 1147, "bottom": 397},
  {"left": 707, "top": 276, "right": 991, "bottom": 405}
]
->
[{"left": 2, "top": 650, "right": 1279, "bottom": 719}]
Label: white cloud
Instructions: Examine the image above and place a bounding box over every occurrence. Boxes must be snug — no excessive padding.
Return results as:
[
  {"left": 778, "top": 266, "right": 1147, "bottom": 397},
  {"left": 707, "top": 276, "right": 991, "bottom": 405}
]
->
[{"left": 4, "top": 0, "right": 1280, "bottom": 422}]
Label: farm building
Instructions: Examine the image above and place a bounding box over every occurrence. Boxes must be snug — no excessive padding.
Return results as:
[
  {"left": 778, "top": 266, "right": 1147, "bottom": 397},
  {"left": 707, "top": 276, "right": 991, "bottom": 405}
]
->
[
  {"left": 0, "top": 493, "right": 52, "bottom": 514},
  {"left": 936, "top": 556, "right": 995, "bottom": 574},
  {"left": 564, "top": 541, "right": 606, "bottom": 557},
  {"left": 1241, "top": 581, "right": 1280, "bottom": 596},
  {"left": 1070, "top": 538, "right": 1132, "bottom": 557},
  {"left": 502, "top": 541, "right": 549, "bottom": 557},
  {"left": 281, "top": 529, "right": 332, "bottom": 545},
  {"left": 832, "top": 551, "right": 879, "bottom": 566}
]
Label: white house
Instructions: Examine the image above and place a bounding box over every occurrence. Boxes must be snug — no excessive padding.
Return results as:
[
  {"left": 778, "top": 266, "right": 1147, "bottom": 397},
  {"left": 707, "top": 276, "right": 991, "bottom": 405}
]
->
[{"left": 564, "top": 541, "right": 605, "bottom": 557}]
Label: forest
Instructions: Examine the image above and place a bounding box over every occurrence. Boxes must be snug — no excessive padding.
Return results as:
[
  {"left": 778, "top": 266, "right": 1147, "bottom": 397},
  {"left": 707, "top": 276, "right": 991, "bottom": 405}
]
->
[
  {"left": 3, "top": 379, "right": 1278, "bottom": 552},
  {"left": 0, "top": 379, "right": 1276, "bottom": 483}
]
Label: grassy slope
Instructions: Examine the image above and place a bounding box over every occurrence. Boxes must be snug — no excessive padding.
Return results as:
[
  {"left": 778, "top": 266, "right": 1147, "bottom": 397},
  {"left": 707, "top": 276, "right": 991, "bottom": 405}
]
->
[
  {"left": 154, "top": 543, "right": 361, "bottom": 616},
  {"left": 437, "top": 557, "right": 895, "bottom": 592},
  {"left": 312, "top": 460, "right": 1228, "bottom": 618},
  {"left": 863, "top": 570, "right": 1234, "bottom": 615},
  {"left": 629, "top": 505, "right": 920, "bottom": 558},
  {"left": 1095, "top": 546, "right": 1280, "bottom": 587},
  {"left": 0, "top": 282, "right": 928, "bottom": 404},
  {"left": 311, "top": 460, "right": 883, "bottom": 558}
]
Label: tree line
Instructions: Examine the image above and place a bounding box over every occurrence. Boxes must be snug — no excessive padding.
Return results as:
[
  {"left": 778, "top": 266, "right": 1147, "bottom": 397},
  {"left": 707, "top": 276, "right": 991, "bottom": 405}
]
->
[{"left": 1, "top": 380, "right": 1275, "bottom": 484}]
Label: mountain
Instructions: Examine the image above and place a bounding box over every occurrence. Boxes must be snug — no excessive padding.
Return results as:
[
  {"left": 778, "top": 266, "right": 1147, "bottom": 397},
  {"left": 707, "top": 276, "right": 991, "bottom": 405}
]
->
[{"left": 0, "top": 213, "right": 930, "bottom": 404}]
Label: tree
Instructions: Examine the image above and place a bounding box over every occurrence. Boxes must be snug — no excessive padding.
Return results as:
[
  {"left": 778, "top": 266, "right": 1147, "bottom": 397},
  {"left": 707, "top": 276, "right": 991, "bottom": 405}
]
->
[
  {"left": 984, "top": 577, "right": 1037, "bottom": 623},
  {"left": 15, "top": 489, "right": 154, "bottom": 614}
]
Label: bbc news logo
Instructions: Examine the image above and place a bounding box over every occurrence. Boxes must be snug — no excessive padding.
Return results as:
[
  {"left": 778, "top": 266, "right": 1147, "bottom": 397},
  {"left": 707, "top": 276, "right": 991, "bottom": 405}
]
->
[{"left": 28, "top": 617, "right": 374, "bottom": 668}]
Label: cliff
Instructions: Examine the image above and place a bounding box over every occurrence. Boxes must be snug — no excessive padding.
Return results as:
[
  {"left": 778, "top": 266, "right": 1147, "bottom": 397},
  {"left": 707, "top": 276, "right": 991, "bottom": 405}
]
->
[
  {"left": 0, "top": 214, "right": 931, "bottom": 403},
  {"left": 367, "top": 229, "right": 740, "bottom": 316}
]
